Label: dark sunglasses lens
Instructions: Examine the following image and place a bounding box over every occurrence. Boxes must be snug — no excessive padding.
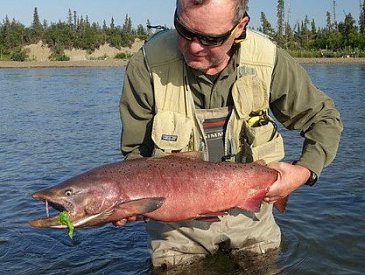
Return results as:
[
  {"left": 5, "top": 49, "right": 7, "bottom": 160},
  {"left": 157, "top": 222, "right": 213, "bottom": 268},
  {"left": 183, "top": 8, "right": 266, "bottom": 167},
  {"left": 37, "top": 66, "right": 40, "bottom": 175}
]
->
[
  {"left": 174, "top": 20, "right": 193, "bottom": 41},
  {"left": 200, "top": 37, "right": 225, "bottom": 46},
  {"left": 174, "top": 16, "right": 227, "bottom": 46}
]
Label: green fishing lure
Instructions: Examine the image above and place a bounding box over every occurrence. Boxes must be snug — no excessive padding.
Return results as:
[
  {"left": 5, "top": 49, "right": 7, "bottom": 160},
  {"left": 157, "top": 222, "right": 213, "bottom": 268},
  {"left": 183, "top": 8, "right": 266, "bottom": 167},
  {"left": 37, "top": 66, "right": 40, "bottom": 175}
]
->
[{"left": 58, "top": 211, "right": 74, "bottom": 239}]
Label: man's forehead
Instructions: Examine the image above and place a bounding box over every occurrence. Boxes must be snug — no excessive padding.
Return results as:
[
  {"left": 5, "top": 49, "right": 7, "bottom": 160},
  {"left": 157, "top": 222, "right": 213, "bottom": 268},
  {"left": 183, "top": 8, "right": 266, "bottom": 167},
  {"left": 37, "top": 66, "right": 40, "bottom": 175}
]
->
[
  {"left": 177, "top": 0, "right": 235, "bottom": 10},
  {"left": 177, "top": 2, "right": 237, "bottom": 35},
  {"left": 177, "top": 0, "right": 235, "bottom": 19}
]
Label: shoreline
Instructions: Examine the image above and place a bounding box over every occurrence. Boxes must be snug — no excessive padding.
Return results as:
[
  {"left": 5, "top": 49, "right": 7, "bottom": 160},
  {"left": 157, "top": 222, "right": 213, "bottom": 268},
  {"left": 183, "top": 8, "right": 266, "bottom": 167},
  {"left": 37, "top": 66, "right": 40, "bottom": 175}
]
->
[
  {"left": 1, "top": 57, "right": 365, "bottom": 68},
  {"left": 295, "top": 57, "right": 365, "bottom": 64},
  {"left": 0, "top": 59, "right": 129, "bottom": 68}
]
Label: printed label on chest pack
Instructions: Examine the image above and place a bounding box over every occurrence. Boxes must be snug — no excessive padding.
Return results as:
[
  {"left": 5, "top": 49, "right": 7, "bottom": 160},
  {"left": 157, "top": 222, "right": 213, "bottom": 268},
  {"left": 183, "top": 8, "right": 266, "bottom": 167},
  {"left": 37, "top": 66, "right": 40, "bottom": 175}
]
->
[{"left": 161, "top": 134, "right": 178, "bottom": 142}]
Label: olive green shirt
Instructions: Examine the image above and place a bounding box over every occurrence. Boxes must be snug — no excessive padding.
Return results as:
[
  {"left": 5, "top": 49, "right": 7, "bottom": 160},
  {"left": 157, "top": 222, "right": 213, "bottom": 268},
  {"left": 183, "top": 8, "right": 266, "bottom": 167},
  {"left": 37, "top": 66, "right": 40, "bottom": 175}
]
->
[{"left": 119, "top": 44, "right": 343, "bottom": 177}]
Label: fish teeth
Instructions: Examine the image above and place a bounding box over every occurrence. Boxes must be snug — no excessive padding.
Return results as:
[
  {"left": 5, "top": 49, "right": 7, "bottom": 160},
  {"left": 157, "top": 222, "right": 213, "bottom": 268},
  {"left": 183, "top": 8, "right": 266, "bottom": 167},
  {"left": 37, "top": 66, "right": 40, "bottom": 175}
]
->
[{"left": 45, "top": 200, "right": 49, "bottom": 218}]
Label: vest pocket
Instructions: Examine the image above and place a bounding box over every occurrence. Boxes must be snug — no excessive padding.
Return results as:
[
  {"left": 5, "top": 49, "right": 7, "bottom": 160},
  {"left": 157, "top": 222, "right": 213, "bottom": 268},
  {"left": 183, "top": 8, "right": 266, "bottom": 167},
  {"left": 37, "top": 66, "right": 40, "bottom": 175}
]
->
[
  {"left": 152, "top": 111, "right": 193, "bottom": 152},
  {"left": 242, "top": 121, "right": 285, "bottom": 163}
]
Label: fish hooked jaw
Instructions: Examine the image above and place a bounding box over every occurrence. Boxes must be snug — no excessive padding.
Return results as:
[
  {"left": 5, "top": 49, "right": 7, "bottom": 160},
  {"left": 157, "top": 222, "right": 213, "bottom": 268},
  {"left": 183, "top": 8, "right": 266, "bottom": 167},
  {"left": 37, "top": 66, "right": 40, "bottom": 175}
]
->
[
  {"left": 29, "top": 192, "right": 118, "bottom": 228},
  {"left": 29, "top": 192, "right": 75, "bottom": 228}
]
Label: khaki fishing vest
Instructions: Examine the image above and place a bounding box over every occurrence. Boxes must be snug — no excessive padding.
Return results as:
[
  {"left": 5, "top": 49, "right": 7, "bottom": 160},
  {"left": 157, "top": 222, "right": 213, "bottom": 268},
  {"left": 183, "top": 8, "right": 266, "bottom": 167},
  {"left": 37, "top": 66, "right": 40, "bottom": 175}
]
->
[{"left": 143, "top": 29, "right": 284, "bottom": 163}]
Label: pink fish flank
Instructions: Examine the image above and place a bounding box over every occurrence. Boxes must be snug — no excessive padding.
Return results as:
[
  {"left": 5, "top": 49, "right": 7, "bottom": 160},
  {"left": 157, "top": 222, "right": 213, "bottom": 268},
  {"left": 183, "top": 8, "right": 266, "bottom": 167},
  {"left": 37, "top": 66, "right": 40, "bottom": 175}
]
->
[
  {"left": 29, "top": 153, "right": 286, "bottom": 229},
  {"left": 118, "top": 155, "right": 278, "bottom": 221}
]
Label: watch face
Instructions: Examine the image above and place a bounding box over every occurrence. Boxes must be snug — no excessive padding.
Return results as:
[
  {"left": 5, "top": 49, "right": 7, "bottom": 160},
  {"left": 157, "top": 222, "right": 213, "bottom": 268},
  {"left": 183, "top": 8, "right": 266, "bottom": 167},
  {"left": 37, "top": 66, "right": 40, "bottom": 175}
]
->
[{"left": 306, "top": 171, "right": 318, "bottom": 186}]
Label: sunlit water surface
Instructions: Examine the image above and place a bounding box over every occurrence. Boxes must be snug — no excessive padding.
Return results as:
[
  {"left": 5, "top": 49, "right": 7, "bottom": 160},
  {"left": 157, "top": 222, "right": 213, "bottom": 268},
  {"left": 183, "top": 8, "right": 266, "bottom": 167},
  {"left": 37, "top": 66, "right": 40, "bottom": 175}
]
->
[{"left": 0, "top": 64, "right": 364, "bottom": 274}]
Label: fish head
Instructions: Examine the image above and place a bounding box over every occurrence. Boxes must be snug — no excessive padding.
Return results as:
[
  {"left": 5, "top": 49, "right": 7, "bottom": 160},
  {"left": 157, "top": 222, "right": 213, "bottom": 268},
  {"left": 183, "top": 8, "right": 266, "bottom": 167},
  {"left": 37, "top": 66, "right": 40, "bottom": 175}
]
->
[{"left": 29, "top": 174, "right": 122, "bottom": 228}]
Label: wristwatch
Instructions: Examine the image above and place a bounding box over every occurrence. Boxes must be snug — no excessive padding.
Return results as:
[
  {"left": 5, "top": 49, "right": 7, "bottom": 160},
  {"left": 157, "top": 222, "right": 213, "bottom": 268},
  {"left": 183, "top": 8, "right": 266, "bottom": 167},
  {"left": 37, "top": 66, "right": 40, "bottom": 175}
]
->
[
  {"left": 292, "top": 161, "right": 318, "bottom": 186},
  {"left": 305, "top": 170, "right": 318, "bottom": 186}
]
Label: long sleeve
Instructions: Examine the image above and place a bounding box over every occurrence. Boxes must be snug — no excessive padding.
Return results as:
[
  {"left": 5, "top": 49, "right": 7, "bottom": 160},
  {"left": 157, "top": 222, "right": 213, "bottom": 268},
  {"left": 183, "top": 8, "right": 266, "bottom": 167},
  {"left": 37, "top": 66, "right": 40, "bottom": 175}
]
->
[
  {"left": 270, "top": 48, "right": 343, "bottom": 176},
  {"left": 119, "top": 49, "right": 155, "bottom": 159}
]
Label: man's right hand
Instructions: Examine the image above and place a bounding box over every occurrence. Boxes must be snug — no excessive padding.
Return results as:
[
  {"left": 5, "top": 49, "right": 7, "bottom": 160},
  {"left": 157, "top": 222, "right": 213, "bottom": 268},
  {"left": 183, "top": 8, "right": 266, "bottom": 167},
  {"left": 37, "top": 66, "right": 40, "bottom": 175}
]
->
[{"left": 112, "top": 216, "right": 146, "bottom": 226}]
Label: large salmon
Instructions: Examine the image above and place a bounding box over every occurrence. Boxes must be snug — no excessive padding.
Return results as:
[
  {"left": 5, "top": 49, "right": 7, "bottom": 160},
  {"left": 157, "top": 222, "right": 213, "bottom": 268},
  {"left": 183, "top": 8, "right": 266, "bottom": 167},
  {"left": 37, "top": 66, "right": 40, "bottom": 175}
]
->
[{"left": 29, "top": 153, "right": 287, "bottom": 229}]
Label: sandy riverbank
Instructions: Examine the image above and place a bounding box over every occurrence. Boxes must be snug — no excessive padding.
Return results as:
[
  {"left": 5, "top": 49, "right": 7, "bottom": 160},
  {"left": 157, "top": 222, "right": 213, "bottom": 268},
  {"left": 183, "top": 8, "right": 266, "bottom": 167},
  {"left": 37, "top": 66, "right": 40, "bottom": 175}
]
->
[
  {"left": 1, "top": 39, "right": 365, "bottom": 68},
  {"left": 1, "top": 57, "right": 365, "bottom": 68},
  {"left": 0, "top": 40, "right": 141, "bottom": 68},
  {"left": 295, "top": 57, "right": 365, "bottom": 64},
  {"left": 0, "top": 59, "right": 129, "bottom": 68}
]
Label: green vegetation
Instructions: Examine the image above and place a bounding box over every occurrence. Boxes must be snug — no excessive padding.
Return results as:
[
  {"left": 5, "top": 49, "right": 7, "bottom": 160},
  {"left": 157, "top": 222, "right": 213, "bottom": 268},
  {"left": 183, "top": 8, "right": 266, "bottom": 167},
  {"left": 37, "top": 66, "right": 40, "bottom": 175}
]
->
[
  {"left": 10, "top": 47, "right": 29, "bottom": 61},
  {"left": 1, "top": 2, "right": 365, "bottom": 61},
  {"left": 0, "top": 8, "right": 151, "bottom": 61},
  {"left": 257, "top": 0, "right": 365, "bottom": 58},
  {"left": 114, "top": 52, "right": 133, "bottom": 59}
]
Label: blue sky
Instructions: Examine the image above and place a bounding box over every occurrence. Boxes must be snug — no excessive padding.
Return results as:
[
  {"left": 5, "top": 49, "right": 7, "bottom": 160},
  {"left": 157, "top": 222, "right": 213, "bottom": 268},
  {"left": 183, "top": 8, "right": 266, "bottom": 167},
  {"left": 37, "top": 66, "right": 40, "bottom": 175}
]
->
[{"left": 1, "top": 0, "right": 361, "bottom": 30}]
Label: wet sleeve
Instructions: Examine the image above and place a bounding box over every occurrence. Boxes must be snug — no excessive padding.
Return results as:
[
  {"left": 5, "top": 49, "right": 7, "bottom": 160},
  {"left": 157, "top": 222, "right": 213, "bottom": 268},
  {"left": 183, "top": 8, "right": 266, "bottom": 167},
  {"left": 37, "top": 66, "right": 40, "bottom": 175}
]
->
[
  {"left": 119, "top": 49, "right": 155, "bottom": 159},
  {"left": 270, "top": 48, "right": 343, "bottom": 176}
]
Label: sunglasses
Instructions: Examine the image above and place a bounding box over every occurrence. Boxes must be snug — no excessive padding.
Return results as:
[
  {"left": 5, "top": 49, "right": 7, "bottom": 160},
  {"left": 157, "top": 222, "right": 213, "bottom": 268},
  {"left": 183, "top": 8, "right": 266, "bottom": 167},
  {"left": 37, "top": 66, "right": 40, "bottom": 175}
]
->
[{"left": 174, "top": 10, "right": 248, "bottom": 47}]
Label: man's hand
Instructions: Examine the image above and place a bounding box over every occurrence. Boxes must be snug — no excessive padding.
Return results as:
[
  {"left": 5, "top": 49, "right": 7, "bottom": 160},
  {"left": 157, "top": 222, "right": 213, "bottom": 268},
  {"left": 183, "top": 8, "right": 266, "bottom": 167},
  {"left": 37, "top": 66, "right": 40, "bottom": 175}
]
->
[
  {"left": 112, "top": 216, "right": 147, "bottom": 226},
  {"left": 112, "top": 218, "right": 130, "bottom": 226},
  {"left": 264, "top": 162, "right": 311, "bottom": 204}
]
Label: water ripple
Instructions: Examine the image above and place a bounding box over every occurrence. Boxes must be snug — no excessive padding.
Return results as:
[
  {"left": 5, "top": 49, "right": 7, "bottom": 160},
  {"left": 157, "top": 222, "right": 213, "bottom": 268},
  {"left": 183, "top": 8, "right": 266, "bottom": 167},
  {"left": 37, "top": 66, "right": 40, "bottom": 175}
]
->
[{"left": 1, "top": 65, "right": 365, "bottom": 274}]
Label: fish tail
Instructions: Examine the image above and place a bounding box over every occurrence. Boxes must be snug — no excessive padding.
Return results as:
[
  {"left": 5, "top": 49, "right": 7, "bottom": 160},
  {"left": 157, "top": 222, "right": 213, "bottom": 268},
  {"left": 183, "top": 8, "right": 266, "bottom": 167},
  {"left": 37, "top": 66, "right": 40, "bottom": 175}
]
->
[{"left": 274, "top": 196, "right": 288, "bottom": 213}]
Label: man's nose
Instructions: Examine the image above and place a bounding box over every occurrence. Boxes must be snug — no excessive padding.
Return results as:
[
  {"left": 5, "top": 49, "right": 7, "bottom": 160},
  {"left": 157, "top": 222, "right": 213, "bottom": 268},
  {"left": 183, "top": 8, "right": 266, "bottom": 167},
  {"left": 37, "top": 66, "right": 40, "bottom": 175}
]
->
[{"left": 188, "top": 37, "right": 206, "bottom": 52}]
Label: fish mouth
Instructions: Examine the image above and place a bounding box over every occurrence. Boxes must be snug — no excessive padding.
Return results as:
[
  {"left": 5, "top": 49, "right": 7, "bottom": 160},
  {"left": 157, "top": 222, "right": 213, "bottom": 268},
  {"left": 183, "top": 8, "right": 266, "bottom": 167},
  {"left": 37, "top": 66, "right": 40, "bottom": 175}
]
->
[
  {"left": 29, "top": 194, "right": 72, "bottom": 228},
  {"left": 29, "top": 192, "right": 116, "bottom": 228}
]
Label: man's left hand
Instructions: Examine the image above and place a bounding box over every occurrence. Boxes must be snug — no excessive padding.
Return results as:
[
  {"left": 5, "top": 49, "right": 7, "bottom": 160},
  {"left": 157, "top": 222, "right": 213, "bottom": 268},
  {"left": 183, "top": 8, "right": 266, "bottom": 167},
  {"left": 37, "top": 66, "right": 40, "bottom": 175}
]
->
[{"left": 264, "top": 162, "right": 311, "bottom": 204}]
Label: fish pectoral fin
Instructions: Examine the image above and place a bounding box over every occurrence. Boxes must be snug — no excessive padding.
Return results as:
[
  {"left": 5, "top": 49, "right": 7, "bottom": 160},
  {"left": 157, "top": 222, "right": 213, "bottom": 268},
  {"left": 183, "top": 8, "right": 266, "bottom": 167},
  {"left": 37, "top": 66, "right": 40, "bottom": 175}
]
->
[
  {"left": 195, "top": 216, "right": 221, "bottom": 222},
  {"left": 115, "top": 197, "right": 166, "bottom": 216},
  {"left": 195, "top": 211, "right": 228, "bottom": 223}
]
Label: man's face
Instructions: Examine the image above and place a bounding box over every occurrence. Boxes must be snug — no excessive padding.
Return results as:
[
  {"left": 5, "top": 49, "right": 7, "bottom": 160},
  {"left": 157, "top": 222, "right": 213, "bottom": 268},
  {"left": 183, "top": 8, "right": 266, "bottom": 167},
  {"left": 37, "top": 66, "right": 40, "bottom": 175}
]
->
[{"left": 176, "top": 0, "right": 247, "bottom": 75}]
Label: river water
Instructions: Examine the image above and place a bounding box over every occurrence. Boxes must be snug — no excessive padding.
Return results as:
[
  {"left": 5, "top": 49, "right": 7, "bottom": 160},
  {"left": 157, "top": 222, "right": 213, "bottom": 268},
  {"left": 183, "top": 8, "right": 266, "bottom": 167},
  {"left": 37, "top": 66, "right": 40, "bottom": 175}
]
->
[{"left": 0, "top": 64, "right": 364, "bottom": 274}]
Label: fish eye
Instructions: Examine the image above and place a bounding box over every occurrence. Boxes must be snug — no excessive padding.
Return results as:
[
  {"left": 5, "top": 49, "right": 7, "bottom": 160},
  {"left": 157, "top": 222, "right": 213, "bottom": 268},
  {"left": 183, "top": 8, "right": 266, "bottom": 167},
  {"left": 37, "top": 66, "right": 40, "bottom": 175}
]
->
[{"left": 65, "top": 190, "right": 73, "bottom": 196}]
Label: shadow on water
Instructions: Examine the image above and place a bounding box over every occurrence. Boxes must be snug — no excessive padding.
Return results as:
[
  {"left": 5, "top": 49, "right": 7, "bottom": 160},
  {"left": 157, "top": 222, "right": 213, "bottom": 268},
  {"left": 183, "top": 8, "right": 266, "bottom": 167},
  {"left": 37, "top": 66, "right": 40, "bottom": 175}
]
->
[{"left": 153, "top": 248, "right": 281, "bottom": 275}]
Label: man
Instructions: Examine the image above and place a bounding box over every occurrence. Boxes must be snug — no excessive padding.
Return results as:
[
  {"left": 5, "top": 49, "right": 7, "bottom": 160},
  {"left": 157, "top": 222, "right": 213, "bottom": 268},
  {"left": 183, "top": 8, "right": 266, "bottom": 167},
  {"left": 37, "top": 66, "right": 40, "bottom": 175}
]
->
[{"left": 119, "top": 0, "right": 342, "bottom": 269}]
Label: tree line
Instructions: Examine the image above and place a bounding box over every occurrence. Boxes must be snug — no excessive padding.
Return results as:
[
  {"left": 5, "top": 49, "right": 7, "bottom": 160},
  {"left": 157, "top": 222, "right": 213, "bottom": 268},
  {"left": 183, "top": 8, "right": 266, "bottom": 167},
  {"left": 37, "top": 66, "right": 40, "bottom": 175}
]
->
[
  {"left": 1, "top": 3, "right": 365, "bottom": 61},
  {"left": 0, "top": 8, "right": 154, "bottom": 61},
  {"left": 259, "top": 0, "right": 365, "bottom": 57}
]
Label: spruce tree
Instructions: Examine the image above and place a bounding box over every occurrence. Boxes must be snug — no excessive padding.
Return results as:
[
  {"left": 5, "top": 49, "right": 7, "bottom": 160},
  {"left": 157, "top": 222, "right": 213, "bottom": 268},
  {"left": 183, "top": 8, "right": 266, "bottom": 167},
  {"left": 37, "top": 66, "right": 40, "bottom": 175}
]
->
[
  {"left": 31, "top": 7, "right": 43, "bottom": 42},
  {"left": 32, "top": 7, "right": 42, "bottom": 30},
  {"left": 123, "top": 14, "right": 132, "bottom": 33},
  {"left": 326, "top": 11, "right": 332, "bottom": 32},
  {"left": 276, "top": 0, "right": 284, "bottom": 36},
  {"left": 276, "top": 0, "right": 285, "bottom": 46},
  {"left": 260, "top": 12, "right": 275, "bottom": 38},
  {"left": 73, "top": 11, "right": 77, "bottom": 30},
  {"left": 360, "top": 0, "right": 365, "bottom": 33}
]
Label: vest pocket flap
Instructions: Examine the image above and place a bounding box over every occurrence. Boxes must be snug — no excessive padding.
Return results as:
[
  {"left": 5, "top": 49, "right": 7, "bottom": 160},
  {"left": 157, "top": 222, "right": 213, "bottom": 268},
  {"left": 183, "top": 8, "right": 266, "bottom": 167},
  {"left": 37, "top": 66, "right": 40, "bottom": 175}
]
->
[
  {"left": 245, "top": 133, "right": 285, "bottom": 163},
  {"left": 233, "top": 75, "right": 268, "bottom": 119},
  {"left": 242, "top": 121, "right": 285, "bottom": 163},
  {"left": 244, "top": 122, "right": 275, "bottom": 147},
  {"left": 152, "top": 111, "right": 193, "bottom": 151}
]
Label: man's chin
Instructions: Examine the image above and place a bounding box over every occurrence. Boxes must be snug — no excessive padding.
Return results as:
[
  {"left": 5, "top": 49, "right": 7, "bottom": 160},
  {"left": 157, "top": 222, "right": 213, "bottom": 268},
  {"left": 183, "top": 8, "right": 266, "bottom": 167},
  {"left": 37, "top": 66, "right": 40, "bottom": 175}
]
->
[{"left": 185, "top": 59, "right": 210, "bottom": 72}]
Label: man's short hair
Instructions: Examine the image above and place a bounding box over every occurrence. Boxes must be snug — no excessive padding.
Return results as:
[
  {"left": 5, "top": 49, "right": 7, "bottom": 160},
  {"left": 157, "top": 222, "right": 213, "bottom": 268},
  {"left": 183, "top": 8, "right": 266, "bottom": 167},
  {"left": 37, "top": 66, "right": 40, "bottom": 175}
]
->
[{"left": 176, "top": 0, "right": 249, "bottom": 24}]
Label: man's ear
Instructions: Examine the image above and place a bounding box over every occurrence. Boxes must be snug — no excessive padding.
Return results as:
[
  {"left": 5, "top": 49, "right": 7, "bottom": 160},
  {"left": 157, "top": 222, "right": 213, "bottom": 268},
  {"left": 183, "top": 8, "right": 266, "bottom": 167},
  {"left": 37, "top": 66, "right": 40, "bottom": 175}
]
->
[{"left": 235, "top": 16, "right": 250, "bottom": 40}]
